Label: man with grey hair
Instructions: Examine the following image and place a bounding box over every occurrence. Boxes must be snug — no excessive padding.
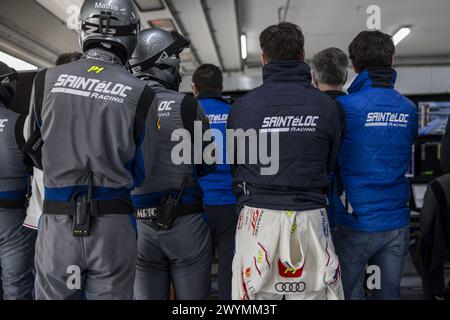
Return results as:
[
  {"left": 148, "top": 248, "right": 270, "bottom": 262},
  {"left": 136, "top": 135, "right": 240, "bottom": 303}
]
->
[
  {"left": 311, "top": 47, "right": 349, "bottom": 100},
  {"left": 311, "top": 47, "right": 348, "bottom": 231}
]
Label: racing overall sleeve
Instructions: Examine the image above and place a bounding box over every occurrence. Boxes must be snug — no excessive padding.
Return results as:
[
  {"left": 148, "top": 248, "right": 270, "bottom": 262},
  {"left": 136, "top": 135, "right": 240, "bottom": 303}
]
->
[
  {"left": 23, "top": 69, "right": 47, "bottom": 171},
  {"left": 180, "top": 94, "right": 215, "bottom": 177},
  {"left": 131, "top": 85, "right": 157, "bottom": 188},
  {"left": 22, "top": 71, "right": 47, "bottom": 229}
]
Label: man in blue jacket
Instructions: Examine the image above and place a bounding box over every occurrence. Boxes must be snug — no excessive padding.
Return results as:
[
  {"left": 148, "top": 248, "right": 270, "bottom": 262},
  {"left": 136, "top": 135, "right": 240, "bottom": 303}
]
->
[
  {"left": 332, "top": 31, "right": 417, "bottom": 300},
  {"left": 192, "top": 64, "right": 237, "bottom": 300}
]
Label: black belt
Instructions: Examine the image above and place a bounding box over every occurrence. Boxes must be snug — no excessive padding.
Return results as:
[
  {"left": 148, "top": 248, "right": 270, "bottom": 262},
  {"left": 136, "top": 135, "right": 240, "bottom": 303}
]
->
[
  {"left": 239, "top": 182, "right": 326, "bottom": 194},
  {"left": 136, "top": 201, "right": 203, "bottom": 220},
  {"left": 43, "top": 199, "right": 134, "bottom": 216},
  {"left": 0, "top": 199, "right": 26, "bottom": 209}
]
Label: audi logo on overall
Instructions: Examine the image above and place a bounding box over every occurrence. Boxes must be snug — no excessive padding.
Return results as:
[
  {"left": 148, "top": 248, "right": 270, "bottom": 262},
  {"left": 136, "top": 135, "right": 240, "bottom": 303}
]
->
[{"left": 275, "top": 282, "right": 307, "bottom": 293}]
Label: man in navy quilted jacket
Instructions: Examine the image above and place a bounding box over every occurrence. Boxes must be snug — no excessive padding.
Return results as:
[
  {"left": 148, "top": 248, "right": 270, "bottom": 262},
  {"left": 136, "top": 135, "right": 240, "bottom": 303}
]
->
[
  {"left": 228, "top": 22, "right": 344, "bottom": 300},
  {"left": 332, "top": 31, "right": 417, "bottom": 300}
]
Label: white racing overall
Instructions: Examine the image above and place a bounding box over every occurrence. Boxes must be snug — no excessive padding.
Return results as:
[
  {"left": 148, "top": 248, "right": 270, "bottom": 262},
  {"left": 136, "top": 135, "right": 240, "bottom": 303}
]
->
[{"left": 232, "top": 206, "right": 344, "bottom": 300}]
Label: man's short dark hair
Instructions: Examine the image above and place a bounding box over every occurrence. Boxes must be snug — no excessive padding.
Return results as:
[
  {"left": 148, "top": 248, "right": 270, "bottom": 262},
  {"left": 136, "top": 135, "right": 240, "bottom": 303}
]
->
[
  {"left": 55, "top": 52, "right": 83, "bottom": 66},
  {"left": 259, "top": 22, "right": 304, "bottom": 62},
  {"left": 192, "top": 64, "right": 223, "bottom": 92},
  {"left": 348, "top": 31, "right": 395, "bottom": 72},
  {"left": 312, "top": 48, "right": 349, "bottom": 86}
]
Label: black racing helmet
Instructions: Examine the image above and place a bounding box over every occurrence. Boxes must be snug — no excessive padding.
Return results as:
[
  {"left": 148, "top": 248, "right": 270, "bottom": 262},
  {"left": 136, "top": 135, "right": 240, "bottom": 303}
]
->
[
  {"left": 78, "top": 0, "right": 140, "bottom": 62},
  {"left": 0, "top": 61, "right": 18, "bottom": 107},
  {"left": 128, "top": 27, "right": 190, "bottom": 90}
]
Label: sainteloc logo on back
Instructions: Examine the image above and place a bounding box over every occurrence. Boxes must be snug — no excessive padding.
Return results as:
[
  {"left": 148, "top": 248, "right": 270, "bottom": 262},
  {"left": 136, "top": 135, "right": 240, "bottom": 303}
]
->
[
  {"left": 261, "top": 115, "right": 320, "bottom": 133},
  {"left": 51, "top": 74, "right": 133, "bottom": 104},
  {"left": 365, "top": 112, "right": 409, "bottom": 127}
]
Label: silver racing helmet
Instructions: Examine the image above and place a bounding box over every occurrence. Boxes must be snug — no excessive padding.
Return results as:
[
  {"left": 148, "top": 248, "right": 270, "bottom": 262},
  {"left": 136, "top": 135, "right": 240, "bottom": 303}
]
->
[
  {"left": 78, "top": 0, "right": 140, "bottom": 61},
  {"left": 128, "top": 27, "right": 190, "bottom": 90}
]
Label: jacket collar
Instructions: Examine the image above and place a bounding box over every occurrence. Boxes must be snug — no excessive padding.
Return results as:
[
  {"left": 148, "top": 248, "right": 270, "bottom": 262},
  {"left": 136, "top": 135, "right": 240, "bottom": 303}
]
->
[
  {"left": 324, "top": 90, "right": 347, "bottom": 100},
  {"left": 83, "top": 48, "right": 123, "bottom": 66},
  {"left": 197, "top": 90, "right": 229, "bottom": 104},
  {"left": 348, "top": 67, "right": 397, "bottom": 94},
  {"left": 262, "top": 60, "right": 312, "bottom": 85},
  {"left": 197, "top": 89, "right": 222, "bottom": 99}
]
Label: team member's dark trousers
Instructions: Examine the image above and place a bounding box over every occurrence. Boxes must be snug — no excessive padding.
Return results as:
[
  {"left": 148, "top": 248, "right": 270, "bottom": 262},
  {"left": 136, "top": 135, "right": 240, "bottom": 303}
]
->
[
  {"left": 205, "top": 205, "right": 237, "bottom": 300},
  {"left": 134, "top": 214, "right": 212, "bottom": 300},
  {"left": 0, "top": 207, "right": 37, "bottom": 300},
  {"left": 34, "top": 214, "right": 137, "bottom": 300}
]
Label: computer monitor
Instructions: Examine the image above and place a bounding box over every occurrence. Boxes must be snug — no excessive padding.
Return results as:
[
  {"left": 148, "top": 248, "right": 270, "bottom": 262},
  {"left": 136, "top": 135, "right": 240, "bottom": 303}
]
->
[
  {"left": 414, "top": 135, "right": 442, "bottom": 178},
  {"left": 418, "top": 101, "right": 450, "bottom": 135}
]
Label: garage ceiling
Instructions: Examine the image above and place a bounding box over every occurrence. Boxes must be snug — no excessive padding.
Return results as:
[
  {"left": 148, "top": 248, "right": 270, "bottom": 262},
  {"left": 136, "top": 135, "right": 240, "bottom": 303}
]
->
[
  {"left": 0, "top": 0, "right": 449, "bottom": 73},
  {"left": 239, "top": 0, "right": 450, "bottom": 67}
]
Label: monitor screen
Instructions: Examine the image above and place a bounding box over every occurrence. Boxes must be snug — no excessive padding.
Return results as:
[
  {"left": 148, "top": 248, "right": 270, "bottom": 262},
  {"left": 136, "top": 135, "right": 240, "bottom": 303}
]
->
[
  {"left": 414, "top": 136, "right": 442, "bottom": 178},
  {"left": 418, "top": 101, "right": 450, "bottom": 135}
]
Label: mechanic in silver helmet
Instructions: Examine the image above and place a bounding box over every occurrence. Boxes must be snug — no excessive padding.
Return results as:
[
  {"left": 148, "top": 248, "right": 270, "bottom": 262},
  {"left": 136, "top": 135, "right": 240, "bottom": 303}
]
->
[
  {"left": 128, "top": 27, "right": 215, "bottom": 300},
  {"left": 23, "top": 0, "right": 157, "bottom": 300},
  {"left": 0, "top": 61, "right": 37, "bottom": 300}
]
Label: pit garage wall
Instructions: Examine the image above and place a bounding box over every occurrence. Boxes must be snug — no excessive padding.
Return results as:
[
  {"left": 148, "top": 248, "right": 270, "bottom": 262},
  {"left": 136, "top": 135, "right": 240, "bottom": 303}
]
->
[{"left": 180, "top": 65, "right": 450, "bottom": 96}]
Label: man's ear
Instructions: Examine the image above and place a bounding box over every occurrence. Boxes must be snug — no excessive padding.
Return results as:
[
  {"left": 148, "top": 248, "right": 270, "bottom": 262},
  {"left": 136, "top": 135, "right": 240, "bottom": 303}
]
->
[
  {"left": 343, "top": 70, "right": 348, "bottom": 85},
  {"left": 300, "top": 49, "right": 305, "bottom": 62},
  {"left": 311, "top": 70, "right": 319, "bottom": 87},
  {"left": 260, "top": 53, "right": 269, "bottom": 66},
  {"left": 191, "top": 83, "right": 199, "bottom": 97}
]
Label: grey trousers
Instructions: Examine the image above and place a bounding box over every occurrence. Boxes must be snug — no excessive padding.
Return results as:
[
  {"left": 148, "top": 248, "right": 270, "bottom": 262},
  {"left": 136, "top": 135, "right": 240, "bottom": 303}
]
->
[
  {"left": 34, "top": 214, "right": 138, "bottom": 300},
  {"left": 0, "top": 208, "right": 37, "bottom": 300},
  {"left": 134, "top": 214, "right": 212, "bottom": 300}
]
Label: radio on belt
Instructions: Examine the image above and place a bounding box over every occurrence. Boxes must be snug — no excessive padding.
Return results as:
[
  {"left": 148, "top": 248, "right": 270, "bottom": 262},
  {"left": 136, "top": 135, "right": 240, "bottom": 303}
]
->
[{"left": 73, "top": 172, "right": 94, "bottom": 237}]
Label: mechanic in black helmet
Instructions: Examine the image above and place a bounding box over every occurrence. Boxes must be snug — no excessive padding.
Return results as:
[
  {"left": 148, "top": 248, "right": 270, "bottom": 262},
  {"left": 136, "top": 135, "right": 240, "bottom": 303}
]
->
[
  {"left": 128, "top": 27, "right": 215, "bottom": 300},
  {"left": 0, "top": 61, "right": 37, "bottom": 300},
  {"left": 24, "top": 0, "right": 157, "bottom": 300}
]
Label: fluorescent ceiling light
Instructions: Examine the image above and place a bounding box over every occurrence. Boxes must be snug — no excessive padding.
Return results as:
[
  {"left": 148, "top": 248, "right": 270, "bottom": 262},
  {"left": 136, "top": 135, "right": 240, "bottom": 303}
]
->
[
  {"left": 240, "top": 34, "right": 247, "bottom": 60},
  {"left": 0, "top": 51, "right": 38, "bottom": 71},
  {"left": 393, "top": 27, "right": 411, "bottom": 46},
  {"left": 134, "top": 0, "right": 165, "bottom": 12}
]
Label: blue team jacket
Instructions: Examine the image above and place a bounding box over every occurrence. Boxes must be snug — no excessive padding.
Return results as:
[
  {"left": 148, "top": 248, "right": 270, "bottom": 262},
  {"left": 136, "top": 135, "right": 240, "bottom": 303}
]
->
[
  {"left": 332, "top": 68, "right": 417, "bottom": 232},
  {"left": 198, "top": 92, "right": 236, "bottom": 206}
]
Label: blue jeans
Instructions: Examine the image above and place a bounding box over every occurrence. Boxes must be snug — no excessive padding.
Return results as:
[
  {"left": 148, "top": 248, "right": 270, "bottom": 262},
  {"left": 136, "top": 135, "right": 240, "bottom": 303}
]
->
[{"left": 333, "top": 225, "right": 410, "bottom": 300}]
